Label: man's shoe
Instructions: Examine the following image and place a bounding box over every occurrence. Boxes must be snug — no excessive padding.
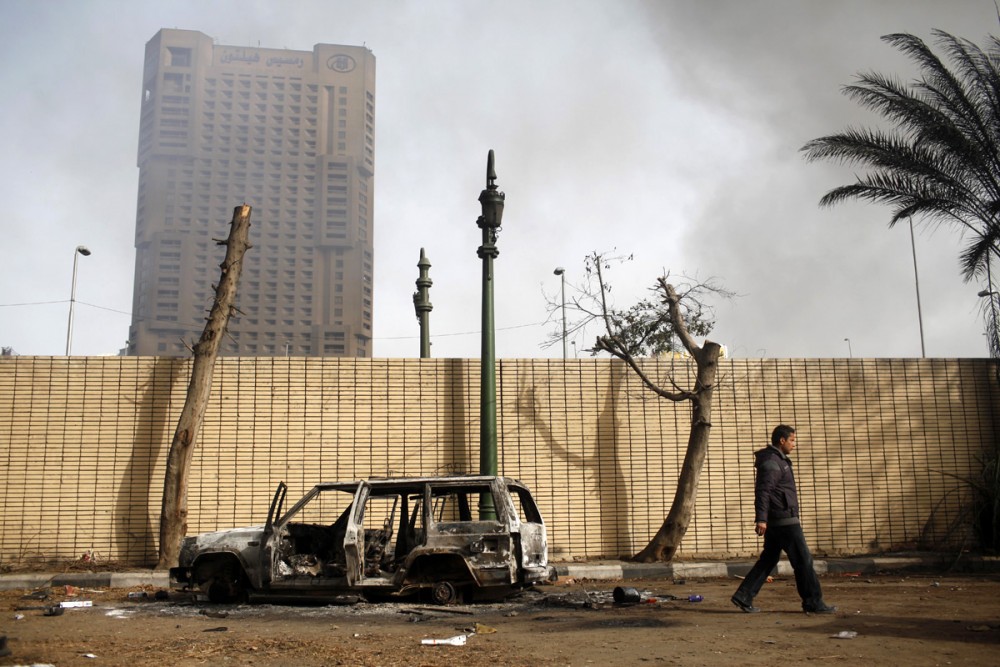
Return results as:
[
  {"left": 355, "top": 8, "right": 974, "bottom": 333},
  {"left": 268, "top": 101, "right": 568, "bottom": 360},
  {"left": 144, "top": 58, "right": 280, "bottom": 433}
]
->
[
  {"left": 731, "top": 596, "right": 760, "bottom": 613},
  {"left": 803, "top": 603, "right": 837, "bottom": 614}
]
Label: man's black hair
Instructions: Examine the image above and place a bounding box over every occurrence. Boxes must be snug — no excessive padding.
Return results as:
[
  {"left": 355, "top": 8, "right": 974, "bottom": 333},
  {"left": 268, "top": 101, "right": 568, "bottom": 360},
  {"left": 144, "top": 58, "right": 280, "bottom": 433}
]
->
[{"left": 771, "top": 424, "right": 796, "bottom": 447}]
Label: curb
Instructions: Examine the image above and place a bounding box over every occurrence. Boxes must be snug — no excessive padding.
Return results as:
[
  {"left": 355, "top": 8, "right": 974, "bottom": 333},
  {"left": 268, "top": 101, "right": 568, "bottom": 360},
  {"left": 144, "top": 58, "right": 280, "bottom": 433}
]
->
[{"left": 0, "top": 571, "right": 170, "bottom": 591}]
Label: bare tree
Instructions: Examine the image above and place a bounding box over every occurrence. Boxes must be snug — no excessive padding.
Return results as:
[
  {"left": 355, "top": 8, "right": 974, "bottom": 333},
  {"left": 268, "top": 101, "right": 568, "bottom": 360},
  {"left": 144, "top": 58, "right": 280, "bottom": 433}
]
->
[
  {"left": 547, "top": 252, "right": 729, "bottom": 562},
  {"left": 156, "top": 205, "right": 252, "bottom": 569}
]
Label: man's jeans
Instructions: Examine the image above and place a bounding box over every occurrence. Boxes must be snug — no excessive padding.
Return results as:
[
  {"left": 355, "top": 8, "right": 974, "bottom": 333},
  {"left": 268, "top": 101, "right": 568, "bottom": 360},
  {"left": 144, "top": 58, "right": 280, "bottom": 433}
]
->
[{"left": 733, "top": 523, "right": 825, "bottom": 610}]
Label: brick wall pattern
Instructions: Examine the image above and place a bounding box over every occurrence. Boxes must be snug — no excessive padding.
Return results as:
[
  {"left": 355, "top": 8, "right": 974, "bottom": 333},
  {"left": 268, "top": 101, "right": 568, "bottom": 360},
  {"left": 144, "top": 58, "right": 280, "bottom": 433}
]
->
[{"left": 0, "top": 356, "right": 995, "bottom": 565}]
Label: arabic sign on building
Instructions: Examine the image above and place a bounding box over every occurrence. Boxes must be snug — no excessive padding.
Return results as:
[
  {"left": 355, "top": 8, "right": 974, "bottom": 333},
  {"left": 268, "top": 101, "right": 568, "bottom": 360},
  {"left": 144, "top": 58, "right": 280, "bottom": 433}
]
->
[{"left": 217, "top": 48, "right": 305, "bottom": 68}]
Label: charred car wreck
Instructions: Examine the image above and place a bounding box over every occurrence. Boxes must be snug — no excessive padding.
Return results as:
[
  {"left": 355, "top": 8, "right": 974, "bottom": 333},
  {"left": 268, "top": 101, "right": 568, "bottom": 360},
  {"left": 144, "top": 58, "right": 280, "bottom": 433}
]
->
[{"left": 170, "top": 475, "right": 553, "bottom": 604}]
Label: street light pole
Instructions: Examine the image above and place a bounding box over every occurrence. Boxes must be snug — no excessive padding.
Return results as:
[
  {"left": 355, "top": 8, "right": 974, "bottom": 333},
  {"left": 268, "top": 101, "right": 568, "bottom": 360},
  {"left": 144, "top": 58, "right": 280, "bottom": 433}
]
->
[
  {"left": 553, "top": 267, "right": 566, "bottom": 359},
  {"left": 844, "top": 337, "right": 853, "bottom": 358},
  {"left": 477, "top": 150, "right": 504, "bottom": 519},
  {"left": 980, "top": 288, "right": 1000, "bottom": 357},
  {"left": 413, "top": 248, "right": 433, "bottom": 358},
  {"left": 66, "top": 245, "right": 92, "bottom": 355},
  {"left": 908, "top": 217, "right": 926, "bottom": 358}
]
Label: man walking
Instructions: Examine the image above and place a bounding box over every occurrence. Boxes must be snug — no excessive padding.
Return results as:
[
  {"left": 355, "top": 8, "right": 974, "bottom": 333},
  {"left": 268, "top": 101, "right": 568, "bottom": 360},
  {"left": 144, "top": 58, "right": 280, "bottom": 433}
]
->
[{"left": 731, "top": 424, "right": 836, "bottom": 614}]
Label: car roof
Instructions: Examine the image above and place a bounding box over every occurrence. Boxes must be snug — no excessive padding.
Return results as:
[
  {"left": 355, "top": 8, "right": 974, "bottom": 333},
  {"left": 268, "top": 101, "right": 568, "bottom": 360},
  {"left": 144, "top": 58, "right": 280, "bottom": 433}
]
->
[{"left": 308, "top": 475, "right": 525, "bottom": 493}]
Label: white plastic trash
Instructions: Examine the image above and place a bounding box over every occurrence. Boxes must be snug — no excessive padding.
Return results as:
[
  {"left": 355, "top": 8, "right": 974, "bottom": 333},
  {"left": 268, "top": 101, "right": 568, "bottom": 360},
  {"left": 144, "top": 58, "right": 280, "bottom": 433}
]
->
[
  {"left": 421, "top": 634, "right": 468, "bottom": 646},
  {"left": 60, "top": 601, "right": 94, "bottom": 608}
]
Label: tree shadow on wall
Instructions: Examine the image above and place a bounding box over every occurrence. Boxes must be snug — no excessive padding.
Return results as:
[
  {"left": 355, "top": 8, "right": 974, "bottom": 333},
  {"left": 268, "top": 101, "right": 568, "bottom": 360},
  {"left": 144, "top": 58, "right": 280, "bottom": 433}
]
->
[
  {"left": 116, "top": 357, "right": 182, "bottom": 566},
  {"left": 445, "top": 358, "right": 473, "bottom": 476},
  {"left": 515, "top": 364, "right": 631, "bottom": 556}
]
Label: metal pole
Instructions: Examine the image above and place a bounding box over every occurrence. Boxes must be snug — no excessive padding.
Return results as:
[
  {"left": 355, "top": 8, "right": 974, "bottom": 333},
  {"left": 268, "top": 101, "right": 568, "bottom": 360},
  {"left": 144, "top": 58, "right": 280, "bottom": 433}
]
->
[
  {"left": 66, "top": 246, "right": 91, "bottom": 355},
  {"left": 561, "top": 272, "right": 566, "bottom": 359},
  {"left": 554, "top": 267, "right": 566, "bottom": 359},
  {"left": 844, "top": 338, "right": 853, "bottom": 358},
  {"left": 990, "top": 259, "right": 999, "bottom": 358},
  {"left": 908, "top": 217, "right": 926, "bottom": 358},
  {"left": 477, "top": 150, "right": 504, "bottom": 520},
  {"left": 480, "top": 248, "right": 496, "bottom": 472}
]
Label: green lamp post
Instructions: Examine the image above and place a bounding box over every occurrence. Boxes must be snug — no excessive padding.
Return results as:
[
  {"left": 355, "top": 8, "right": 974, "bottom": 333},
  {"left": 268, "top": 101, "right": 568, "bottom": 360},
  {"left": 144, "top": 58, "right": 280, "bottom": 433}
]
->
[
  {"left": 477, "top": 150, "right": 504, "bottom": 519},
  {"left": 412, "top": 248, "right": 433, "bottom": 358}
]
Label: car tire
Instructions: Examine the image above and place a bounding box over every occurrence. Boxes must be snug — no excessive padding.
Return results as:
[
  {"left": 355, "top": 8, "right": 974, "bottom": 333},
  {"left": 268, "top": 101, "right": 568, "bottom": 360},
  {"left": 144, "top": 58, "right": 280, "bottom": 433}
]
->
[
  {"left": 431, "top": 580, "right": 460, "bottom": 605},
  {"left": 195, "top": 557, "right": 248, "bottom": 604},
  {"left": 207, "top": 576, "right": 246, "bottom": 604}
]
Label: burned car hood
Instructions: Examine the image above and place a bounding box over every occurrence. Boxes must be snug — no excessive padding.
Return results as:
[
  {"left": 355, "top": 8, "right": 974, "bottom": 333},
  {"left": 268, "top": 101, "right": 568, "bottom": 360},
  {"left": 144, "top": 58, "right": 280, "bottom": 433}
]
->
[{"left": 178, "top": 525, "right": 266, "bottom": 561}]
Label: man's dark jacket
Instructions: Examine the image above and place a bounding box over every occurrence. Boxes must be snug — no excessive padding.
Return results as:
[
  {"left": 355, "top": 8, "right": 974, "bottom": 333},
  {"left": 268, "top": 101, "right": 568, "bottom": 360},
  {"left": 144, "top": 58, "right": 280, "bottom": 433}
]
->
[{"left": 754, "top": 445, "right": 801, "bottom": 526}]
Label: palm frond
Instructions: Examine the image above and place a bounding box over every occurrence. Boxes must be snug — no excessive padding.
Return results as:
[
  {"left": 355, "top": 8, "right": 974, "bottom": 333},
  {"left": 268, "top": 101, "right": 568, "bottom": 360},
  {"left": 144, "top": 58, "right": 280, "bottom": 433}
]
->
[
  {"left": 844, "top": 71, "right": 1000, "bottom": 201},
  {"left": 804, "top": 129, "right": 984, "bottom": 214}
]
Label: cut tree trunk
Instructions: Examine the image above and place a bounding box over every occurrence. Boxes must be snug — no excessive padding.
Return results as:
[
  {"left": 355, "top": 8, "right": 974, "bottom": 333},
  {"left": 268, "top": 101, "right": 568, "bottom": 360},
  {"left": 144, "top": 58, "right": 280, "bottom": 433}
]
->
[
  {"left": 632, "top": 340, "right": 722, "bottom": 562},
  {"left": 156, "top": 205, "right": 252, "bottom": 569}
]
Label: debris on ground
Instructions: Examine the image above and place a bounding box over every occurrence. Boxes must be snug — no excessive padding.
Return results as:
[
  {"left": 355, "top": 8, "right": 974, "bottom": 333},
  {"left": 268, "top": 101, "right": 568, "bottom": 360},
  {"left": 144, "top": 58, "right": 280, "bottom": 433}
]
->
[
  {"left": 421, "top": 634, "right": 468, "bottom": 646},
  {"left": 613, "top": 586, "right": 641, "bottom": 603},
  {"left": 402, "top": 605, "right": 474, "bottom": 615}
]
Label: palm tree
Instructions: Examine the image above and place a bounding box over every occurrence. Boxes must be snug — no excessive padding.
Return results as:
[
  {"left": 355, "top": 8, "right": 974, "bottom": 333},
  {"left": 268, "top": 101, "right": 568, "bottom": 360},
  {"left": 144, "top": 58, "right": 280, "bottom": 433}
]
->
[{"left": 801, "top": 30, "right": 1000, "bottom": 357}]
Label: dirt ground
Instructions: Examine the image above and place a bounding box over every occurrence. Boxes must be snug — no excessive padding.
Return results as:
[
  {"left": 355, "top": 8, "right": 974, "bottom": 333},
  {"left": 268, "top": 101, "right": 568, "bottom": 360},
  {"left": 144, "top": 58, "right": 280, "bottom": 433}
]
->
[{"left": 0, "top": 572, "right": 997, "bottom": 666}]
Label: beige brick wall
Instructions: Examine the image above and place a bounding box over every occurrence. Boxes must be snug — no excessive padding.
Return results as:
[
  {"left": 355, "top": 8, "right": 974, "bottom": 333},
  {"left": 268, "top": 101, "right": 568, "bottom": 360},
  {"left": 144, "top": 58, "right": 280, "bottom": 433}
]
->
[{"left": 0, "top": 356, "right": 995, "bottom": 565}]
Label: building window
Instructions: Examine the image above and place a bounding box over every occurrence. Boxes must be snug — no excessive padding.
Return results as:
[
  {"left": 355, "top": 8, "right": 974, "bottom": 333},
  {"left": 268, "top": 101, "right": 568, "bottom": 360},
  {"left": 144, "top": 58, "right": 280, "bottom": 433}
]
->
[
  {"left": 164, "top": 72, "right": 185, "bottom": 93},
  {"left": 167, "top": 47, "right": 192, "bottom": 67}
]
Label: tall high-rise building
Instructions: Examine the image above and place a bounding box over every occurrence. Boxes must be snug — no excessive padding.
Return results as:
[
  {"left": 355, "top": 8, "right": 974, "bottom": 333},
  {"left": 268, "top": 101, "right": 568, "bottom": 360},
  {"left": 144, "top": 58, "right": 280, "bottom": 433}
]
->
[{"left": 127, "top": 29, "right": 375, "bottom": 357}]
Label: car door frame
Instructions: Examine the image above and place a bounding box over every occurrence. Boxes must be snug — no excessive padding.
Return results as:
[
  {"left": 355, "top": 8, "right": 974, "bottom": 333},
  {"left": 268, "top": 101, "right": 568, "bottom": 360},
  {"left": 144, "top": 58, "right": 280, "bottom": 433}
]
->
[
  {"left": 342, "top": 481, "right": 371, "bottom": 586},
  {"left": 259, "top": 481, "right": 288, "bottom": 589}
]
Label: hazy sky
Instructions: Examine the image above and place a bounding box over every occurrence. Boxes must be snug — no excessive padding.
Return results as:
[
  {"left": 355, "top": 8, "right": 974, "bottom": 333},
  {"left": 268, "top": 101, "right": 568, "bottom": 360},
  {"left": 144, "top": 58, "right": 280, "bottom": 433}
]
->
[{"left": 1, "top": 0, "right": 997, "bottom": 359}]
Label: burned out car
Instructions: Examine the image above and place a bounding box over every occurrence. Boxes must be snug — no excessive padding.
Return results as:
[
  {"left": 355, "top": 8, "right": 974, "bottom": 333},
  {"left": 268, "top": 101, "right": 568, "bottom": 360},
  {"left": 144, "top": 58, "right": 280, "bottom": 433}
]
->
[{"left": 170, "top": 475, "right": 553, "bottom": 604}]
